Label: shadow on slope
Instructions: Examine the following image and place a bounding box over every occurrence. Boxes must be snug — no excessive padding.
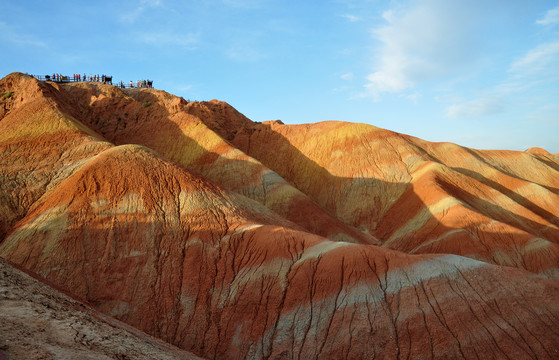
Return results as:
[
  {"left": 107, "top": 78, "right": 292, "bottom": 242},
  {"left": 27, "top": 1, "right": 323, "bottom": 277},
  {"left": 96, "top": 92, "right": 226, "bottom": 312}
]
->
[
  {"left": 57, "top": 85, "right": 377, "bottom": 244},
  {"left": 35, "top": 80, "right": 559, "bottom": 276},
  {"left": 4, "top": 163, "right": 559, "bottom": 359},
  {"left": 462, "top": 146, "right": 559, "bottom": 196},
  {"left": 4, "top": 155, "right": 559, "bottom": 359},
  {"left": 447, "top": 168, "right": 559, "bottom": 237},
  {"left": 228, "top": 122, "right": 559, "bottom": 277}
]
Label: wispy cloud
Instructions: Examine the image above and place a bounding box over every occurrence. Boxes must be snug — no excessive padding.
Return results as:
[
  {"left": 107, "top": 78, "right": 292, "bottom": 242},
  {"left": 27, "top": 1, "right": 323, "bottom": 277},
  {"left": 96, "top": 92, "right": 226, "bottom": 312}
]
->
[
  {"left": 8, "top": 33, "right": 47, "bottom": 48},
  {"left": 365, "top": 0, "right": 481, "bottom": 100},
  {"left": 226, "top": 43, "right": 267, "bottom": 62},
  {"left": 447, "top": 40, "right": 559, "bottom": 120},
  {"left": 139, "top": 32, "right": 199, "bottom": 49},
  {"left": 177, "top": 85, "right": 193, "bottom": 92},
  {"left": 0, "top": 21, "right": 47, "bottom": 48},
  {"left": 341, "top": 14, "right": 362, "bottom": 22},
  {"left": 225, "top": 30, "right": 268, "bottom": 62},
  {"left": 536, "top": 6, "right": 559, "bottom": 27},
  {"left": 445, "top": 7, "right": 559, "bottom": 122},
  {"left": 446, "top": 96, "right": 503, "bottom": 119},
  {"left": 509, "top": 41, "right": 559, "bottom": 76},
  {"left": 221, "top": 0, "right": 271, "bottom": 9},
  {"left": 526, "top": 104, "right": 559, "bottom": 124},
  {"left": 340, "top": 72, "right": 354, "bottom": 81},
  {"left": 121, "top": 0, "right": 163, "bottom": 23}
]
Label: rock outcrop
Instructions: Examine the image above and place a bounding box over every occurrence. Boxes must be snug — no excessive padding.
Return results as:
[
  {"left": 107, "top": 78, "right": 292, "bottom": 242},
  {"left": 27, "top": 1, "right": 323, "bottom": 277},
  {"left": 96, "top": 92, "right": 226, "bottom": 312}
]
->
[{"left": 1, "top": 72, "right": 559, "bottom": 359}]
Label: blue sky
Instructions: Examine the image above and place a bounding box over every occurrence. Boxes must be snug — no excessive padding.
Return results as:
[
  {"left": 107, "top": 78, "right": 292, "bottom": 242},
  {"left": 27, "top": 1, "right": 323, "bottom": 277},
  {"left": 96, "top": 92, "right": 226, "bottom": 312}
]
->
[{"left": 1, "top": 0, "right": 558, "bottom": 152}]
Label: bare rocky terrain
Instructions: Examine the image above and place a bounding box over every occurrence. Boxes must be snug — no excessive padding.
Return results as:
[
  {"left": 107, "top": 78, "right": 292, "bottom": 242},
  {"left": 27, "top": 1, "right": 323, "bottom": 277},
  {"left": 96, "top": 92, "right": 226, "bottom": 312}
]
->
[
  {"left": 0, "top": 257, "right": 202, "bottom": 360},
  {"left": 1, "top": 72, "right": 559, "bottom": 359}
]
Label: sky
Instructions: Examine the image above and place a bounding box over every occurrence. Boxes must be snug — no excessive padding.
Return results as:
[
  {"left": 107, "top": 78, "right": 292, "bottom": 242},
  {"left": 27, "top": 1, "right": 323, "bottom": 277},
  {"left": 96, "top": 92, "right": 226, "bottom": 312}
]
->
[{"left": 1, "top": 0, "right": 558, "bottom": 152}]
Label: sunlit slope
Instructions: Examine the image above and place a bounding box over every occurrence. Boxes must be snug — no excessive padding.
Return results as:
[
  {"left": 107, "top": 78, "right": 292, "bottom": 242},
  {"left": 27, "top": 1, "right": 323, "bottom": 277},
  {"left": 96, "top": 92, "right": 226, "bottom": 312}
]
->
[
  {"left": 0, "top": 143, "right": 298, "bottom": 319},
  {"left": 0, "top": 73, "right": 112, "bottom": 239},
  {"left": 57, "top": 81, "right": 375, "bottom": 244},
  {"left": 231, "top": 120, "right": 559, "bottom": 277}
]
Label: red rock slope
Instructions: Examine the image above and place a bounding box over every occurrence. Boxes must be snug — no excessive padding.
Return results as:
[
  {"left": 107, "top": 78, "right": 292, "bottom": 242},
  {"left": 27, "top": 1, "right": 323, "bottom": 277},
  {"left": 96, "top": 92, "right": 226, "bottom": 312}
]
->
[
  {"left": 230, "top": 120, "right": 559, "bottom": 279},
  {"left": 57, "top": 82, "right": 377, "bottom": 245},
  {"left": 1, "top": 73, "right": 559, "bottom": 359},
  {"left": 0, "top": 73, "right": 111, "bottom": 240}
]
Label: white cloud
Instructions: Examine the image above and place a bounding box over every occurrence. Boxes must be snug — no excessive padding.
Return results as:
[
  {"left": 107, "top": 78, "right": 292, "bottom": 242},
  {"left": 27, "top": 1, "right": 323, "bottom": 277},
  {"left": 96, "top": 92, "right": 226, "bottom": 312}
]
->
[
  {"left": 221, "top": 0, "right": 271, "bottom": 8},
  {"left": 139, "top": 32, "right": 199, "bottom": 49},
  {"left": 332, "top": 85, "right": 350, "bottom": 93},
  {"left": 0, "top": 21, "right": 47, "bottom": 48},
  {"left": 526, "top": 104, "right": 559, "bottom": 124},
  {"left": 121, "top": 0, "right": 163, "bottom": 23},
  {"left": 446, "top": 97, "right": 503, "bottom": 119},
  {"left": 227, "top": 43, "right": 267, "bottom": 62},
  {"left": 365, "top": 0, "right": 482, "bottom": 100},
  {"left": 381, "top": 9, "right": 396, "bottom": 23},
  {"left": 224, "top": 29, "right": 268, "bottom": 62},
  {"left": 406, "top": 92, "right": 420, "bottom": 103},
  {"left": 509, "top": 41, "right": 559, "bottom": 75},
  {"left": 177, "top": 85, "right": 193, "bottom": 92},
  {"left": 9, "top": 34, "right": 47, "bottom": 48},
  {"left": 447, "top": 40, "right": 559, "bottom": 122},
  {"left": 536, "top": 6, "right": 559, "bottom": 26},
  {"left": 340, "top": 72, "right": 354, "bottom": 81},
  {"left": 341, "top": 14, "right": 362, "bottom": 22}
]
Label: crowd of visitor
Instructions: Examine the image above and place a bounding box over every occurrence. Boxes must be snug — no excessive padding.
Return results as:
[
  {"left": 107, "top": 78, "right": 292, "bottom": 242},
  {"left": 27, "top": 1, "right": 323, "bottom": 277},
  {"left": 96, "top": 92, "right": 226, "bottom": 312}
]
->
[
  {"left": 30, "top": 73, "right": 153, "bottom": 89},
  {"left": 117, "top": 79, "right": 153, "bottom": 88}
]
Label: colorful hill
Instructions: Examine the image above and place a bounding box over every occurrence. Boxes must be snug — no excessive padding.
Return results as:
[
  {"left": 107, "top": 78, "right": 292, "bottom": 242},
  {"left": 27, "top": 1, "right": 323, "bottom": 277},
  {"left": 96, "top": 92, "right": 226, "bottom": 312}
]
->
[
  {"left": 1, "top": 72, "right": 559, "bottom": 359},
  {"left": 229, "top": 120, "right": 559, "bottom": 279}
]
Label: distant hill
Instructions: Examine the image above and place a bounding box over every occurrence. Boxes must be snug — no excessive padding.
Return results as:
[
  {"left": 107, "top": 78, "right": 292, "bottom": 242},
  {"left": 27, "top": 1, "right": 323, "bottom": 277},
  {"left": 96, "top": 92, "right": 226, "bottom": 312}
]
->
[{"left": 1, "top": 72, "right": 559, "bottom": 359}]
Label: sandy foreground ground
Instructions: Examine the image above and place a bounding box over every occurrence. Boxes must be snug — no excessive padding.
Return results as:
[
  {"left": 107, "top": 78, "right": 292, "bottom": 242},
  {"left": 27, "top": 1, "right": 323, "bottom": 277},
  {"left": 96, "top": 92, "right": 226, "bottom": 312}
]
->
[{"left": 0, "top": 257, "right": 203, "bottom": 360}]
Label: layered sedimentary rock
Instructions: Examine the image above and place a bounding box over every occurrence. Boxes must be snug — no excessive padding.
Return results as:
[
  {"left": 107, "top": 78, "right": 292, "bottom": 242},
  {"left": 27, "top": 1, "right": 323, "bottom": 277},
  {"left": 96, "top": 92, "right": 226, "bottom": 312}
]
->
[
  {"left": 57, "top": 82, "right": 377, "bottom": 245},
  {"left": 229, "top": 120, "right": 559, "bottom": 279},
  {"left": 0, "top": 74, "right": 112, "bottom": 240},
  {"left": 1, "top": 73, "right": 559, "bottom": 359}
]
